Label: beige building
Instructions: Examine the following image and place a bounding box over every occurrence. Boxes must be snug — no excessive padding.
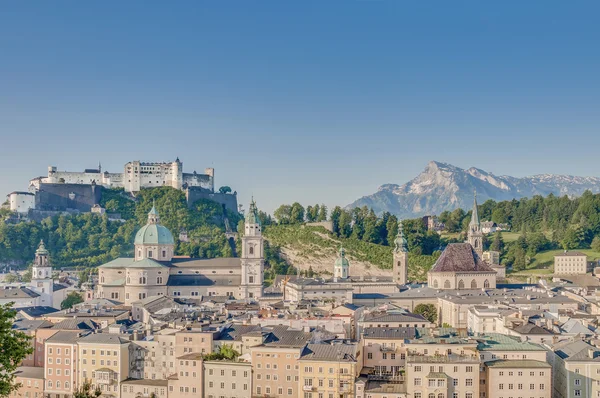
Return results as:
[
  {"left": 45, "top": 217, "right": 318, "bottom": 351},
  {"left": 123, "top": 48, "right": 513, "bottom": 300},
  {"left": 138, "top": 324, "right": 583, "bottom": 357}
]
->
[
  {"left": 168, "top": 353, "right": 203, "bottom": 398},
  {"left": 427, "top": 243, "right": 497, "bottom": 290},
  {"left": 45, "top": 331, "right": 88, "bottom": 398},
  {"left": 121, "top": 379, "right": 168, "bottom": 398},
  {"left": 10, "top": 367, "right": 44, "bottom": 398},
  {"left": 251, "top": 326, "right": 313, "bottom": 398},
  {"left": 406, "top": 354, "right": 480, "bottom": 398},
  {"left": 550, "top": 340, "right": 600, "bottom": 398},
  {"left": 554, "top": 251, "right": 588, "bottom": 275},
  {"left": 77, "top": 333, "right": 131, "bottom": 397},
  {"left": 204, "top": 360, "right": 252, "bottom": 398},
  {"left": 362, "top": 327, "right": 413, "bottom": 375},
  {"left": 485, "top": 359, "right": 551, "bottom": 398},
  {"left": 298, "top": 343, "right": 361, "bottom": 398}
]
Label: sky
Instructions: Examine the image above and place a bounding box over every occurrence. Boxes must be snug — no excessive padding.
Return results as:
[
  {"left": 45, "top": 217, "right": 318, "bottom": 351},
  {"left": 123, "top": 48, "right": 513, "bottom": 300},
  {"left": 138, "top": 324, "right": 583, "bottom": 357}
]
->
[{"left": 1, "top": 1, "right": 599, "bottom": 214}]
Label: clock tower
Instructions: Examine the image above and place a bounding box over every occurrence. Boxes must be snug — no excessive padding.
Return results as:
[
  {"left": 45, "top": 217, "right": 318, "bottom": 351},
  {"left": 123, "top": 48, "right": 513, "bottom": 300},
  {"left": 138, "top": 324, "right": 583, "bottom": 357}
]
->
[
  {"left": 31, "top": 240, "right": 54, "bottom": 308},
  {"left": 240, "top": 199, "right": 264, "bottom": 299}
]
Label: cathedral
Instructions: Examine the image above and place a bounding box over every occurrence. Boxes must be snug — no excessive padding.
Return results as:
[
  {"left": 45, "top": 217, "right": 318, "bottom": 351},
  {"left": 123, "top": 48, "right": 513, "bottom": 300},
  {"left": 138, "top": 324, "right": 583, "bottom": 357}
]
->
[
  {"left": 427, "top": 192, "right": 499, "bottom": 290},
  {"left": 96, "top": 200, "right": 264, "bottom": 304}
]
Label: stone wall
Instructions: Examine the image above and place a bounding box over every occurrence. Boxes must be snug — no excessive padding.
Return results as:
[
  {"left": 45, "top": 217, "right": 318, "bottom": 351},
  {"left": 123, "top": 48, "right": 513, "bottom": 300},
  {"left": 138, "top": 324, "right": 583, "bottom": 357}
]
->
[
  {"left": 35, "top": 183, "right": 102, "bottom": 212},
  {"left": 185, "top": 187, "right": 238, "bottom": 213}
]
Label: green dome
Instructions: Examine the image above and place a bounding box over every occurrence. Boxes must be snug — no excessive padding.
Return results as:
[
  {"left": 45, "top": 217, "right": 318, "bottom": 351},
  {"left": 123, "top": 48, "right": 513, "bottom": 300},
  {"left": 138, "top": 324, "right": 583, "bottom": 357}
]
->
[
  {"left": 134, "top": 224, "right": 175, "bottom": 245},
  {"left": 334, "top": 247, "right": 349, "bottom": 268}
]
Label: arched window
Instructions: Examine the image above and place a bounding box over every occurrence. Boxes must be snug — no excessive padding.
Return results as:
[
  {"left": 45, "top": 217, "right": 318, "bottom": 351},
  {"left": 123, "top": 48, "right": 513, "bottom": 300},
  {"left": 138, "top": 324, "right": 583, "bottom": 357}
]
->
[
  {"left": 65, "top": 381, "right": 70, "bottom": 389},
  {"left": 249, "top": 246, "right": 254, "bottom": 255},
  {"left": 56, "top": 381, "right": 61, "bottom": 389},
  {"left": 475, "top": 240, "right": 479, "bottom": 248},
  {"left": 484, "top": 279, "right": 490, "bottom": 288},
  {"left": 444, "top": 280, "right": 451, "bottom": 289},
  {"left": 127, "top": 277, "right": 130, "bottom": 284},
  {"left": 429, "top": 394, "right": 435, "bottom": 398},
  {"left": 458, "top": 279, "right": 465, "bottom": 289},
  {"left": 47, "top": 381, "right": 53, "bottom": 389},
  {"left": 438, "top": 394, "right": 444, "bottom": 398},
  {"left": 433, "top": 279, "right": 438, "bottom": 288},
  {"left": 138, "top": 250, "right": 142, "bottom": 258},
  {"left": 471, "top": 279, "right": 477, "bottom": 289},
  {"left": 101, "top": 277, "right": 105, "bottom": 283}
]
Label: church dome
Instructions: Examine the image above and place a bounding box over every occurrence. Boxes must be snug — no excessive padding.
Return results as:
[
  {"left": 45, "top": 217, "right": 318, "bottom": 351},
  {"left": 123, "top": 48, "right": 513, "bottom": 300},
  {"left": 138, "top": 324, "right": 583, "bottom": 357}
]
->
[
  {"left": 134, "top": 224, "right": 175, "bottom": 245},
  {"left": 134, "top": 204, "right": 175, "bottom": 246},
  {"left": 334, "top": 247, "right": 349, "bottom": 268}
]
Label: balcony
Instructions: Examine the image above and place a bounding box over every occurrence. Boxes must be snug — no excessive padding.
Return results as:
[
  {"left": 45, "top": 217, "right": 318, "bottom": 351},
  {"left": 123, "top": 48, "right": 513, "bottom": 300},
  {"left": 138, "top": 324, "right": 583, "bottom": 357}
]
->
[
  {"left": 408, "top": 354, "right": 479, "bottom": 364},
  {"left": 380, "top": 345, "right": 397, "bottom": 352},
  {"left": 367, "top": 373, "right": 405, "bottom": 382},
  {"left": 303, "top": 385, "right": 316, "bottom": 392}
]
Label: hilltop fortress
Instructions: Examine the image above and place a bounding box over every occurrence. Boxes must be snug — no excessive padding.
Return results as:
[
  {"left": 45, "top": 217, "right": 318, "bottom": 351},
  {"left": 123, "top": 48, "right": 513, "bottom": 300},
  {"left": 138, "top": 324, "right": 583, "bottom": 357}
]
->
[
  {"left": 30, "top": 158, "right": 214, "bottom": 192},
  {"left": 6, "top": 158, "right": 238, "bottom": 219}
]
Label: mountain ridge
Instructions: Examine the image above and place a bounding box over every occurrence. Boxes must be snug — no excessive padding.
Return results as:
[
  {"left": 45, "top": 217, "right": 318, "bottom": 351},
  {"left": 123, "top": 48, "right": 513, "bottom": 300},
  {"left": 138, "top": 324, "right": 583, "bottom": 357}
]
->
[{"left": 347, "top": 161, "right": 600, "bottom": 218}]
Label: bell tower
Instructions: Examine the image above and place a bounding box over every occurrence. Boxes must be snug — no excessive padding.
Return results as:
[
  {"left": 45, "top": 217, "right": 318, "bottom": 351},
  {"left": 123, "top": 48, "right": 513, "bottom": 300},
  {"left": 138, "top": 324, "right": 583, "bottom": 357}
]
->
[
  {"left": 468, "top": 190, "right": 484, "bottom": 257},
  {"left": 240, "top": 199, "right": 264, "bottom": 299},
  {"left": 393, "top": 221, "right": 408, "bottom": 285},
  {"left": 31, "top": 240, "right": 54, "bottom": 308}
]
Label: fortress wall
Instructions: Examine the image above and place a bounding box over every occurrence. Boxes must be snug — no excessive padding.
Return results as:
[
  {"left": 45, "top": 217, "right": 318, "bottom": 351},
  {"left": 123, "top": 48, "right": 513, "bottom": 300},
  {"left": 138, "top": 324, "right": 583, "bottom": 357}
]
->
[
  {"left": 35, "top": 183, "right": 102, "bottom": 212},
  {"left": 182, "top": 173, "right": 214, "bottom": 191},
  {"left": 186, "top": 187, "right": 238, "bottom": 213}
]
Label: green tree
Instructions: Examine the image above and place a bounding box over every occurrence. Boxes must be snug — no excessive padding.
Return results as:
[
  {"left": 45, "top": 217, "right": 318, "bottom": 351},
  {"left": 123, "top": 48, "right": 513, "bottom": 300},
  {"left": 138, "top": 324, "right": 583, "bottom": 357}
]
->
[
  {"left": 306, "top": 206, "right": 316, "bottom": 222},
  {"left": 203, "top": 344, "right": 240, "bottom": 360},
  {"left": 592, "top": 236, "right": 600, "bottom": 252},
  {"left": 274, "top": 205, "right": 292, "bottom": 224},
  {"left": 0, "top": 303, "right": 34, "bottom": 396},
  {"left": 290, "top": 203, "right": 305, "bottom": 224},
  {"left": 413, "top": 303, "right": 437, "bottom": 324},
  {"left": 73, "top": 381, "right": 102, "bottom": 398},
  {"left": 3, "top": 274, "right": 19, "bottom": 283},
  {"left": 317, "top": 205, "right": 328, "bottom": 222},
  {"left": 218, "top": 186, "right": 232, "bottom": 194},
  {"left": 490, "top": 232, "right": 504, "bottom": 252},
  {"left": 61, "top": 292, "right": 84, "bottom": 310}
]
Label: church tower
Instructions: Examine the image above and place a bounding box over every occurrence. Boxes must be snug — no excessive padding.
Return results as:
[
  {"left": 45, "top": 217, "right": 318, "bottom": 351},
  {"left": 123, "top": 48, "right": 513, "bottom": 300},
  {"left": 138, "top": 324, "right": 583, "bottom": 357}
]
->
[
  {"left": 31, "top": 240, "right": 54, "bottom": 308},
  {"left": 333, "top": 246, "right": 350, "bottom": 281},
  {"left": 468, "top": 191, "right": 484, "bottom": 257},
  {"left": 393, "top": 221, "right": 408, "bottom": 285},
  {"left": 240, "top": 199, "right": 264, "bottom": 299}
]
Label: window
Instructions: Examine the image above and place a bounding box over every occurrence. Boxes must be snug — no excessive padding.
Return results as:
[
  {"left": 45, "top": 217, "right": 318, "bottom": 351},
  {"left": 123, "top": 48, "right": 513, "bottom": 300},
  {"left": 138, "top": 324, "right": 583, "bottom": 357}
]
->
[
  {"left": 466, "top": 379, "right": 473, "bottom": 387},
  {"left": 367, "top": 353, "right": 373, "bottom": 359}
]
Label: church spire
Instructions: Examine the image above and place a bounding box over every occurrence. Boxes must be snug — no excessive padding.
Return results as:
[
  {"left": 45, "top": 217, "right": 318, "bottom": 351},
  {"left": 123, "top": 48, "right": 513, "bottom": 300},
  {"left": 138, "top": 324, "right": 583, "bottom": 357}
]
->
[
  {"left": 148, "top": 200, "right": 160, "bottom": 224},
  {"left": 470, "top": 189, "right": 480, "bottom": 227},
  {"left": 394, "top": 220, "right": 408, "bottom": 253}
]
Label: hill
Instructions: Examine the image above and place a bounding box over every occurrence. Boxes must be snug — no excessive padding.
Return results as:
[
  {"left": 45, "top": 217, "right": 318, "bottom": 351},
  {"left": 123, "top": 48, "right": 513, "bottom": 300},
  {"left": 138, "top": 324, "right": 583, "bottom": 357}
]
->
[
  {"left": 263, "top": 224, "right": 438, "bottom": 282},
  {"left": 347, "top": 161, "right": 600, "bottom": 218}
]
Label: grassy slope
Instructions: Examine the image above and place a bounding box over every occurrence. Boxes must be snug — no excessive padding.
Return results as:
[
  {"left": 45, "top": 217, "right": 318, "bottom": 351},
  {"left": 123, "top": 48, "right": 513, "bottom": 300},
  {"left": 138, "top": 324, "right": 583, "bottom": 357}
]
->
[
  {"left": 511, "top": 249, "right": 600, "bottom": 275},
  {"left": 263, "top": 224, "right": 436, "bottom": 281}
]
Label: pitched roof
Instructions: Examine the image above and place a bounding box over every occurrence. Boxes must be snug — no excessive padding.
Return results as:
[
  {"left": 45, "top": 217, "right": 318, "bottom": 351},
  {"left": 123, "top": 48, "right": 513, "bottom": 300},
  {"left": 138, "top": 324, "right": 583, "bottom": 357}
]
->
[
  {"left": 430, "top": 243, "right": 496, "bottom": 273},
  {"left": 554, "top": 340, "right": 600, "bottom": 361},
  {"left": 363, "top": 312, "right": 428, "bottom": 324},
  {"left": 299, "top": 343, "right": 359, "bottom": 362},
  {"left": 14, "top": 367, "right": 44, "bottom": 380},
  {"left": 263, "top": 326, "right": 313, "bottom": 348},
  {"left": 78, "top": 333, "right": 130, "bottom": 345},
  {"left": 46, "top": 331, "right": 90, "bottom": 344},
  {"left": 51, "top": 318, "right": 98, "bottom": 331},
  {"left": 167, "top": 274, "right": 241, "bottom": 287},
  {"left": 18, "top": 306, "right": 59, "bottom": 318},
  {"left": 476, "top": 334, "right": 546, "bottom": 352},
  {"left": 0, "top": 287, "right": 40, "bottom": 299},
  {"left": 512, "top": 323, "right": 553, "bottom": 335},
  {"left": 362, "top": 327, "right": 418, "bottom": 340},
  {"left": 485, "top": 359, "right": 551, "bottom": 368},
  {"left": 555, "top": 251, "right": 587, "bottom": 257}
]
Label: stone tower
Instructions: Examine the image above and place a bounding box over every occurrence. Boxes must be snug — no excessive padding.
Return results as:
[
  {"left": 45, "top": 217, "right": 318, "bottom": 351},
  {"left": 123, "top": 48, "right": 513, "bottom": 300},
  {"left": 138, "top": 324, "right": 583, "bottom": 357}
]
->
[
  {"left": 31, "top": 240, "right": 54, "bottom": 308},
  {"left": 393, "top": 221, "right": 408, "bottom": 285},
  {"left": 468, "top": 190, "right": 484, "bottom": 257},
  {"left": 240, "top": 199, "right": 264, "bottom": 299},
  {"left": 333, "top": 246, "right": 350, "bottom": 281}
]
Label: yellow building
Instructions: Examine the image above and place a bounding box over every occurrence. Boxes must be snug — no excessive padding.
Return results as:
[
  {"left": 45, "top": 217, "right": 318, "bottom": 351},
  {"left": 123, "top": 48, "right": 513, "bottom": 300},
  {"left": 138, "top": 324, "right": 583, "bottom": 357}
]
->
[
  {"left": 77, "top": 333, "right": 131, "bottom": 397},
  {"left": 298, "top": 342, "right": 361, "bottom": 398}
]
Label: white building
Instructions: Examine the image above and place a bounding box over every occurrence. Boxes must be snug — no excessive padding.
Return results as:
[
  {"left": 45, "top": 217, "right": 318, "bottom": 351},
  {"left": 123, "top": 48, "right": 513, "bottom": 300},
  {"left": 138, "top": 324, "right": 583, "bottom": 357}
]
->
[
  {"left": 30, "top": 240, "right": 54, "bottom": 308},
  {"left": 30, "top": 158, "right": 214, "bottom": 193},
  {"left": 7, "top": 191, "right": 36, "bottom": 214},
  {"left": 554, "top": 251, "right": 588, "bottom": 275}
]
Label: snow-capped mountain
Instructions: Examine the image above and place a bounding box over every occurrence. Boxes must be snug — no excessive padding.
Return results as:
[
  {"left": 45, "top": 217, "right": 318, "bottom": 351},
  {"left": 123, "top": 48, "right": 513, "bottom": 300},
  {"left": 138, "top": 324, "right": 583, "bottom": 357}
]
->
[{"left": 347, "top": 161, "right": 600, "bottom": 218}]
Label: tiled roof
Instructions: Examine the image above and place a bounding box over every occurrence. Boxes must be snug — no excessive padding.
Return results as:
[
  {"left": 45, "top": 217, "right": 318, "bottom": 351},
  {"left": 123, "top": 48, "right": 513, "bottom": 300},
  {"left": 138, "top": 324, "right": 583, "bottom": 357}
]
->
[
  {"left": 170, "top": 257, "right": 241, "bottom": 268},
  {"left": 263, "top": 326, "right": 313, "bottom": 348},
  {"left": 299, "top": 343, "right": 359, "bottom": 362},
  {"left": 51, "top": 318, "right": 98, "bottom": 330},
  {"left": 0, "top": 287, "right": 40, "bottom": 299},
  {"left": 362, "top": 327, "right": 417, "bottom": 340},
  {"left": 122, "top": 379, "right": 169, "bottom": 386},
  {"left": 14, "top": 367, "right": 44, "bottom": 380},
  {"left": 512, "top": 323, "right": 553, "bottom": 335},
  {"left": 46, "top": 331, "right": 90, "bottom": 344},
  {"left": 430, "top": 243, "right": 496, "bottom": 273},
  {"left": 167, "top": 274, "right": 241, "bottom": 287},
  {"left": 217, "top": 325, "right": 263, "bottom": 341},
  {"left": 78, "top": 333, "right": 130, "bottom": 345},
  {"left": 363, "top": 312, "right": 428, "bottom": 324},
  {"left": 485, "top": 359, "right": 551, "bottom": 368},
  {"left": 555, "top": 251, "right": 587, "bottom": 257},
  {"left": 554, "top": 340, "right": 600, "bottom": 361},
  {"left": 12, "top": 319, "right": 53, "bottom": 331}
]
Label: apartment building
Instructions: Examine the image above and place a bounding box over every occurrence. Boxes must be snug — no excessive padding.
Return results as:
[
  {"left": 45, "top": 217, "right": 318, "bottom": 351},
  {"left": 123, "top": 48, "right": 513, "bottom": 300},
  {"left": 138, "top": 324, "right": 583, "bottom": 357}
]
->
[
  {"left": 204, "top": 360, "right": 252, "bottom": 398},
  {"left": 77, "top": 333, "right": 131, "bottom": 396},
  {"left": 550, "top": 340, "right": 600, "bottom": 398},
  {"left": 361, "top": 327, "right": 416, "bottom": 374},
  {"left": 168, "top": 353, "right": 203, "bottom": 398},
  {"left": 121, "top": 379, "right": 168, "bottom": 398},
  {"left": 45, "top": 331, "right": 88, "bottom": 398},
  {"left": 174, "top": 328, "right": 217, "bottom": 357},
  {"left": 485, "top": 359, "right": 551, "bottom": 398},
  {"left": 251, "top": 326, "right": 313, "bottom": 398},
  {"left": 10, "top": 367, "right": 44, "bottom": 398},
  {"left": 298, "top": 342, "right": 361, "bottom": 398},
  {"left": 12, "top": 319, "right": 53, "bottom": 367},
  {"left": 134, "top": 329, "right": 177, "bottom": 380}
]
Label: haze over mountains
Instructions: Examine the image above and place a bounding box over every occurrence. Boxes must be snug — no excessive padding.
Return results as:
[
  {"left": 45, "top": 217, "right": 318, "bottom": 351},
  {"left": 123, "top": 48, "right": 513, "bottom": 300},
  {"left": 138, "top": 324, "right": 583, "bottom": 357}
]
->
[{"left": 347, "top": 161, "right": 600, "bottom": 218}]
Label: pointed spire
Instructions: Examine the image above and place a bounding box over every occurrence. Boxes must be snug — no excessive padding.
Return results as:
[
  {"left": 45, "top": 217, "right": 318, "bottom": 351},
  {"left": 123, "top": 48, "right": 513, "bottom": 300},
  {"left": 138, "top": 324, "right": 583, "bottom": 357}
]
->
[
  {"left": 245, "top": 198, "right": 259, "bottom": 225},
  {"left": 148, "top": 200, "right": 159, "bottom": 224},
  {"left": 470, "top": 189, "right": 480, "bottom": 227},
  {"left": 339, "top": 245, "right": 346, "bottom": 258},
  {"left": 394, "top": 220, "right": 408, "bottom": 253}
]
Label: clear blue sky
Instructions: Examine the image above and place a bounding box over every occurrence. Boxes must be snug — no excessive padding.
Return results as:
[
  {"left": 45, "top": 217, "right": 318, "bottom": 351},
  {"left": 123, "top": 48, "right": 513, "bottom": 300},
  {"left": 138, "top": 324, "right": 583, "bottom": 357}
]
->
[{"left": 1, "top": 1, "right": 599, "bottom": 213}]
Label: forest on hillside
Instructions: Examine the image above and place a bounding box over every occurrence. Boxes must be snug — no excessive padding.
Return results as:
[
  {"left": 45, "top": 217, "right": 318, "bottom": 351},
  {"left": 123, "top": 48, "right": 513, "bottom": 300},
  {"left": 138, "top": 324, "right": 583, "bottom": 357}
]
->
[{"left": 2, "top": 188, "right": 600, "bottom": 278}]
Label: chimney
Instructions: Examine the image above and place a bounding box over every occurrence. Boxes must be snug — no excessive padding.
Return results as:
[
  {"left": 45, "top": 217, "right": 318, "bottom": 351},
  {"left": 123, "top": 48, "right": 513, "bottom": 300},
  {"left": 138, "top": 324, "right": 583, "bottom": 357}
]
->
[{"left": 589, "top": 348, "right": 596, "bottom": 359}]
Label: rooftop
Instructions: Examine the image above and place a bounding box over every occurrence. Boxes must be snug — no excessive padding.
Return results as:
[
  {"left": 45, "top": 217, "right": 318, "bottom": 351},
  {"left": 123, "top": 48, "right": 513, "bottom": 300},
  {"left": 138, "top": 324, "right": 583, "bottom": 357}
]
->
[
  {"left": 430, "top": 243, "right": 496, "bottom": 273},
  {"left": 485, "top": 359, "right": 551, "bottom": 368},
  {"left": 476, "top": 334, "right": 546, "bottom": 352},
  {"left": 299, "top": 343, "right": 359, "bottom": 362}
]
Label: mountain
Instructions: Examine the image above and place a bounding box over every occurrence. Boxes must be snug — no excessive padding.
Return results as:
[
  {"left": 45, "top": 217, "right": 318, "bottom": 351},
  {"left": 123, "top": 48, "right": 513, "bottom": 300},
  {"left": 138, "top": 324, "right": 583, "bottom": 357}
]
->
[{"left": 347, "top": 161, "right": 600, "bottom": 218}]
